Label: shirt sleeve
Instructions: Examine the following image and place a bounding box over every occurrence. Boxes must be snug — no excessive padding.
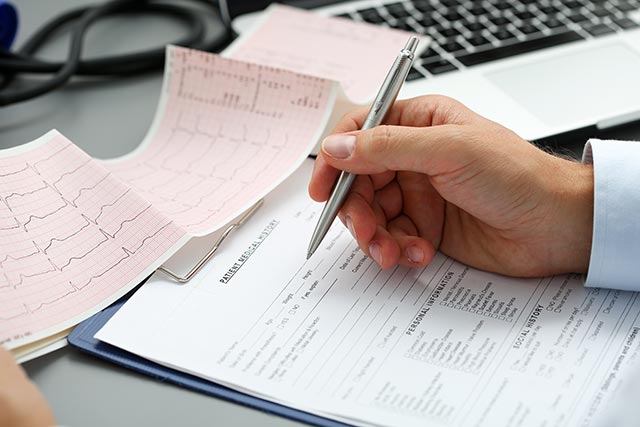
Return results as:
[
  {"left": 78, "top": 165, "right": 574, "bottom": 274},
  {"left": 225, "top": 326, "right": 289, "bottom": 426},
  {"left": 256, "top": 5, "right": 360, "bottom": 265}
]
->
[{"left": 582, "top": 139, "right": 640, "bottom": 291}]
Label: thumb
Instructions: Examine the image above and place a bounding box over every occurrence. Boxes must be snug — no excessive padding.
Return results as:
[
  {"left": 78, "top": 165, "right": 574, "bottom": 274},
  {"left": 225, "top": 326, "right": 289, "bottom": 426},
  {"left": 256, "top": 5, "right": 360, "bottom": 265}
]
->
[{"left": 321, "top": 124, "right": 462, "bottom": 175}]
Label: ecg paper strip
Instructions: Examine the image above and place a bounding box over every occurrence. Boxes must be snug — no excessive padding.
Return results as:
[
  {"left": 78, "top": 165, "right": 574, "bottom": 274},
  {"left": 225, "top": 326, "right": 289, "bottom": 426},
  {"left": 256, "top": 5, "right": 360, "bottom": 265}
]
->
[
  {"left": 105, "top": 46, "right": 337, "bottom": 235},
  {"left": 225, "top": 5, "right": 424, "bottom": 103},
  {"left": 1, "top": 12, "right": 419, "bottom": 353},
  {"left": 1, "top": 47, "right": 340, "bottom": 349},
  {"left": 0, "top": 132, "right": 186, "bottom": 349}
]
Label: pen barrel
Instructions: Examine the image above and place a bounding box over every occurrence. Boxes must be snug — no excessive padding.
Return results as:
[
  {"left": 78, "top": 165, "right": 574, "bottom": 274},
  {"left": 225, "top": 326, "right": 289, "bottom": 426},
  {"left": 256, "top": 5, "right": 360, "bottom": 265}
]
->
[
  {"left": 307, "top": 36, "right": 418, "bottom": 258},
  {"left": 362, "top": 52, "right": 414, "bottom": 130},
  {"left": 308, "top": 171, "right": 356, "bottom": 255}
]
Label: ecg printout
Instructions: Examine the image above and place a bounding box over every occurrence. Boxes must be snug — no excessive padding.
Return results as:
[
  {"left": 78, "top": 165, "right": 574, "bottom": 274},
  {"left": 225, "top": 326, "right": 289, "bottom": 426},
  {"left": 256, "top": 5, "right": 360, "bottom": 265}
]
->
[
  {"left": 2, "top": 9, "right": 425, "bottom": 355},
  {"left": 225, "top": 5, "right": 425, "bottom": 104},
  {"left": 1, "top": 46, "right": 339, "bottom": 350},
  {"left": 106, "top": 46, "right": 337, "bottom": 235},
  {"left": 0, "top": 133, "right": 186, "bottom": 349},
  {"left": 99, "top": 160, "right": 640, "bottom": 427}
]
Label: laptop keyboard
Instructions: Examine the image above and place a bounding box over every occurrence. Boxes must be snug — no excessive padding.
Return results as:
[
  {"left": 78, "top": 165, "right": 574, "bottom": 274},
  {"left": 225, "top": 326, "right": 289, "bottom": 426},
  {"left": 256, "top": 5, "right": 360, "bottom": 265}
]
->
[{"left": 334, "top": 0, "right": 640, "bottom": 80}]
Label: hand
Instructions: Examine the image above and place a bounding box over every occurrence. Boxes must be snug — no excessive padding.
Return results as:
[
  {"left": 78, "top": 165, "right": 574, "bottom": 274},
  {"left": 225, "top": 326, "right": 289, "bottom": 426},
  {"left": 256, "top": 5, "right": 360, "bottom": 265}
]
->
[
  {"left": 0, "top": 347, "right": 56, "bottom": 427},
  {"left": 309, "top": 95, "right": 594, "bottom": 277}
]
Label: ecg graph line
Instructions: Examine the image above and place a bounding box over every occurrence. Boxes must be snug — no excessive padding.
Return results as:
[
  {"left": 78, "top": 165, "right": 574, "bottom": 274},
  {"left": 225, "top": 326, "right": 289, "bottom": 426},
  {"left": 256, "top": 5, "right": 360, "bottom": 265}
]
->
[{"left": 1, "top": 45, "right": 334, "bottom": 347}]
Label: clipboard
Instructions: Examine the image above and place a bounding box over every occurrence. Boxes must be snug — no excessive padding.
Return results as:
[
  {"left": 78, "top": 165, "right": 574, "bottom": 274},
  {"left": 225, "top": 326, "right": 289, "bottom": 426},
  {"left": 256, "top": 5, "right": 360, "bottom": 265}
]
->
[{"left": 67, "top": 295, "right": 352, "bottom": 427}]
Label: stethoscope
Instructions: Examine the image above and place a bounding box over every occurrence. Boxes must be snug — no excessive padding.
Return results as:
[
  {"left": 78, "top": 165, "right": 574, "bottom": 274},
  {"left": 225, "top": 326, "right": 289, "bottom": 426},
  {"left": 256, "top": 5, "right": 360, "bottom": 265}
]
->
[{"left": 0, "top": 0, "right": 234, "bottom": 107}]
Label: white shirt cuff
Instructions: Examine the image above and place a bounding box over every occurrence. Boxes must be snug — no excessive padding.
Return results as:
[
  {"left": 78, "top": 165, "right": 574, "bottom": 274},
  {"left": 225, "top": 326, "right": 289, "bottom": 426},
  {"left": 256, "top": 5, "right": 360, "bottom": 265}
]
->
[{"left": 582, "top": 139, "right": 640, "bottom": 291}]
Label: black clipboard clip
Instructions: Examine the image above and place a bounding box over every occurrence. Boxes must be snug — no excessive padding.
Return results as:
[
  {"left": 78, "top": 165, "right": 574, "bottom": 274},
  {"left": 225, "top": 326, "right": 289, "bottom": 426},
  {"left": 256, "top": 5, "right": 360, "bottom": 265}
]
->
[{"left": 156, "top": 199, "right": 264, "bottom": 283}]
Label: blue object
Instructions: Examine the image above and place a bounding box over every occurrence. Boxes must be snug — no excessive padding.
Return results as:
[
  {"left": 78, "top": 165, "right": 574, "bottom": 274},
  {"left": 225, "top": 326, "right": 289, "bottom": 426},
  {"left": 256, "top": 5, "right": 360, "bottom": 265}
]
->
[
  {"left": 0, "top": 0, "right": 18, "bottom": 50},
  {"left": 68, "top": 298, "right": 352, "bottom": 427}
]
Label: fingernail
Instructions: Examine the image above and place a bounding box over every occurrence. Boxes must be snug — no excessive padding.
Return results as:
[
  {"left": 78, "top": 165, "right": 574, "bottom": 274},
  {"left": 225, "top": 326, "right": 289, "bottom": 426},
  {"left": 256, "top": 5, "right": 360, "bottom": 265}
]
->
[
  {"left": 407, "top": 246, "right": 424, "bottom": 264},
  {"left": 322, "top": 134, "right": 355, "bottom": 159},
  {"left": 369, "top": 242, "right": 382, "bottom": 266},
  {"left": 346, "top": 216, "right": 357, "bottom": 240}
]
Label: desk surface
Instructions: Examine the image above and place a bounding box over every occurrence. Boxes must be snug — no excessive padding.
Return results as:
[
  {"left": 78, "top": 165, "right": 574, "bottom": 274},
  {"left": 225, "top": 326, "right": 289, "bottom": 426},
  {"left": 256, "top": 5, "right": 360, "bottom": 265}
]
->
[{"left": 7, "top": 1, "right": 640, "bottom": 427}]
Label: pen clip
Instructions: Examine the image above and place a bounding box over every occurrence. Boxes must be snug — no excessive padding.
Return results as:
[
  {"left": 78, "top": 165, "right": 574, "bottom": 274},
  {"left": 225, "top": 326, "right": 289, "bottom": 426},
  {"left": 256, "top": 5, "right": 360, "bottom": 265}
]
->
[{"left": 157, "top": 199, "right": 264, "bottom": 284}]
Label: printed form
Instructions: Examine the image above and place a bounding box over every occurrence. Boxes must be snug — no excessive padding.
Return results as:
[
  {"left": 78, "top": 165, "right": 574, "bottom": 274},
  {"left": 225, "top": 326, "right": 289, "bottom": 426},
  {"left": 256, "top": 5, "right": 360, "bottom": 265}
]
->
[{"left": 98, "top": 160, "right": 640, "bottom": 427}]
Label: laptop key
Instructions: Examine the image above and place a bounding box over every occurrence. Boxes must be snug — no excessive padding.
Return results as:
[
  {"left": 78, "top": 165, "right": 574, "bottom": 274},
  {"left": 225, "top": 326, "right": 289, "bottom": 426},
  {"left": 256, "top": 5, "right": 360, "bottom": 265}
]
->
[
  {"left": 442, "top": 11, "right": 464, "bottom": 21},
  {"left": 493, "top": 28, "right": 516, "bottom": 40},
  {"left": 441, "top": 40, "right": 465, "bottom": 52},
  {"left": 418, "top": 15, "right": 437, "bottom": 27},
  {"left": 406, "top": 67, "right": 427, "bottom": 81},
  {"left": 357, "top": 8, "right": 386, "bottom": 24},
  {"left": 491, "top": 16, "right": 510, "bottom": 26},
  {"left": 419, "top": 47, "right": 441, "bottom": 61},
  {"left": 464, "top": 21, "right": 486, "bottom": 32},
  {"left": 615, "top": 2, "right": 640, "bottom": 12},
  {"left": 412, "top": 1, "right": 436, "bottom": 13},
  {"left": 466, "top": 34, "right": 491, "bottom": 46},
  {"left": 540, "top": 17, "right": 566, "bottom": 29},
  {"left": 390, "top": 20, "right": 416, "bottom": 31},
  {"left": 590, "top": 7, "right": 613, "bottom": 18},
  {"left": 422, "top": 59, "right": 458, "bottom": 74},
  {"left": 385, "top": 3, "right": 411, "bottom": 19},
  {"left": 456, "top": 31, "right": 584, "bottom": 66},
  {"left": 519, "top": 23, "right": 540, "bottom": 35},
  {"left": 566, "top": 12, "right": 590, "bottom": 23},
  {"left": 538, "top": 5, "right": 560, "bottom": 14},
  {"left": 493, "top": 2, "right": 512, "bottom": 10},
  {"left": 467, "top": 5, "right": 490, "bottom": 16},
  {"left": 515, "top": 10, "right": 536, "bottom": 20},
  {"left": 613, "top": 17, "right": 640, "bottom": 29},
  {"left": 585, "top": 22, "right": 616, "bottom": 36},
  {"left": 438, "top": 27, "right": 461, "bottom": 37}
]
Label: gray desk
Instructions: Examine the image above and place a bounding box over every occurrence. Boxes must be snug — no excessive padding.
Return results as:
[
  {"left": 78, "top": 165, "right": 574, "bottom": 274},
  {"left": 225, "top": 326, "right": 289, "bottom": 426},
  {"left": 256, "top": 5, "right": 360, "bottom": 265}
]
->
[{"left": 5, "top": 2, "right": 640, "bottom": 427}]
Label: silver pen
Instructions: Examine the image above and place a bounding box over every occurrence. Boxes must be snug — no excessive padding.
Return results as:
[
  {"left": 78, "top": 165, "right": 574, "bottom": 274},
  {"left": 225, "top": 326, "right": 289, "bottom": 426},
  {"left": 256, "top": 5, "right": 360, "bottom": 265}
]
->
[{"left": 307, "top": 36, "right": 419, "bottom": 260}]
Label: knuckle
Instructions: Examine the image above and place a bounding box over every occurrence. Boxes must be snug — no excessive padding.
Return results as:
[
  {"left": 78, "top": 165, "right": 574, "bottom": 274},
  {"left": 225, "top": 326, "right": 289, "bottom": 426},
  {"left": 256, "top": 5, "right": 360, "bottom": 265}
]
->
[{"left": 368, "top": 125, "right": 395, "bottom": 155}]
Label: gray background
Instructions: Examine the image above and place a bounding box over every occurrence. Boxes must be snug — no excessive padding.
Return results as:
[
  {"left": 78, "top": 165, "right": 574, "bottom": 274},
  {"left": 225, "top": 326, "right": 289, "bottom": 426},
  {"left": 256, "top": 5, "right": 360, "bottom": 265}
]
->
[{"left": 6, "top": 1, "right": 640, "bottom": 426}]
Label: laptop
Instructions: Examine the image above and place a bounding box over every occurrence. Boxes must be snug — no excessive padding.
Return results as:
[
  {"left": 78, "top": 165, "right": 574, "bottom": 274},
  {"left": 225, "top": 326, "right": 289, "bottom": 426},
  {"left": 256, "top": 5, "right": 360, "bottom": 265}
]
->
[{"left": 227, "top": 0, "right": 640, "bottom": 143}]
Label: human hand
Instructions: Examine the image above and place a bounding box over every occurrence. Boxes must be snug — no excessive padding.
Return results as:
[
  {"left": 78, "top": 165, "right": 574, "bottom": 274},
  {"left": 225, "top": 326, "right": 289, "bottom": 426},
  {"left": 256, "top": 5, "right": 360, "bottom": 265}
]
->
[
  {"left": 309, "top": 95, "right": 593, "bottom": 277},
  {"left": 0, "top": 347, "right": 56, "bottom": 427}
]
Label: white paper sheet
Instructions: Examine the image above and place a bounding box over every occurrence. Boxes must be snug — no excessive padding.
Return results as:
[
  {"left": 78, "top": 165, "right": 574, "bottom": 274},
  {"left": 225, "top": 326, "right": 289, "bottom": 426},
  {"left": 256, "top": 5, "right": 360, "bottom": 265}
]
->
[{"left": 97, "top": 159, "right": 640, "bottom": 427}]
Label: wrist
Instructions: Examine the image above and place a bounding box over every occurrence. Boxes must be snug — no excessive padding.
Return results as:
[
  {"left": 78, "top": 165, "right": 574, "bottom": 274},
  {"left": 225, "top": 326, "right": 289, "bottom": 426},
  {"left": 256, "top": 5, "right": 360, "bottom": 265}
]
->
[{"left": 548, "top": 159, "right": 594, "bottom": 273}]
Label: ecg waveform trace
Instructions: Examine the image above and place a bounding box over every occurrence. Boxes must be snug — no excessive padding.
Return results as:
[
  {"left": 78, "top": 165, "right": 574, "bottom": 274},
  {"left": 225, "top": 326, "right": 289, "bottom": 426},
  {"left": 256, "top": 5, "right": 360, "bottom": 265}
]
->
[
  {"left": 227, "top": 5, "right": 421, "bottom": 103},
  {"left": 0, "top": 134, "right": 185, "bottom": 348},
  {"left": 0, "top": 46, "right": 338, "bottom": 349},
  {"left": 106, "top": 47, "right": 336, "bottom": 236}
]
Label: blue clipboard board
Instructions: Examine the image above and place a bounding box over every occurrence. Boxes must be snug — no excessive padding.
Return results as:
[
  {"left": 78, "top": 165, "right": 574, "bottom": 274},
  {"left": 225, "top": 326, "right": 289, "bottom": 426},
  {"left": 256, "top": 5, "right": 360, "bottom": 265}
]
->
[{"left": 68, "top": 296, "right": 351, "bottom": 427}]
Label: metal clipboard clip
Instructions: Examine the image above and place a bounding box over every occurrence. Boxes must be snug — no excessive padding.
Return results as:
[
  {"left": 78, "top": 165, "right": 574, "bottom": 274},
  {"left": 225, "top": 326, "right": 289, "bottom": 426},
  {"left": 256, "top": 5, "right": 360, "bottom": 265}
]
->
[{"left": 157, "top": 199, "right": 264, "bottom": 283}]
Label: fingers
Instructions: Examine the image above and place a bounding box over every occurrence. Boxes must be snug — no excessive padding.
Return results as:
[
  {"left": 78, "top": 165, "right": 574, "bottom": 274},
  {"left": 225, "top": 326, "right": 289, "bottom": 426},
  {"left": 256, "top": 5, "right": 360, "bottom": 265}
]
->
[
  {"left": 320, "top": 123, "right": 470, "bottom": 176},
  {"left": 0, "top": 347, "right": 24, "bottom": 384},
  {"left": 309, "top": 154, "right": 340, "bottom": 202},
  {"left": 387, "top": 216, "right": 436, "bottom": 267},
  {"left": 309, "top": 95, "right": 484, "bottom": 202},
  {"left": 332, "top": 95, "right": 477, "bottom": 132},
  {"left": 336, "top": 184, "right": 437, "bottom": 269}
]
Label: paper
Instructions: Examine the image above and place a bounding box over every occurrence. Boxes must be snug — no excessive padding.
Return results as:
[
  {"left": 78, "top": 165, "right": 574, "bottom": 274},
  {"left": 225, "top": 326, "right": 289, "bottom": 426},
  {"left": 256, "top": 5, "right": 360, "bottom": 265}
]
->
[
  {"left": 106, "top": 47, "right": 337, "bottom": 235},
  {"left": 0, "top": 132, "right": 186, "bottom": 349},
  {"left": 1, "top": 6, "right": 426, "bottom": 355},
  {"left": 98, "top": 159, "right": 640, "bottom": 427},
  {"left": 0, "top": 46, "right": 337, "bottom": 350},
  {"left": 225, "top": 5, "right": 425, "bottom": 103}
]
